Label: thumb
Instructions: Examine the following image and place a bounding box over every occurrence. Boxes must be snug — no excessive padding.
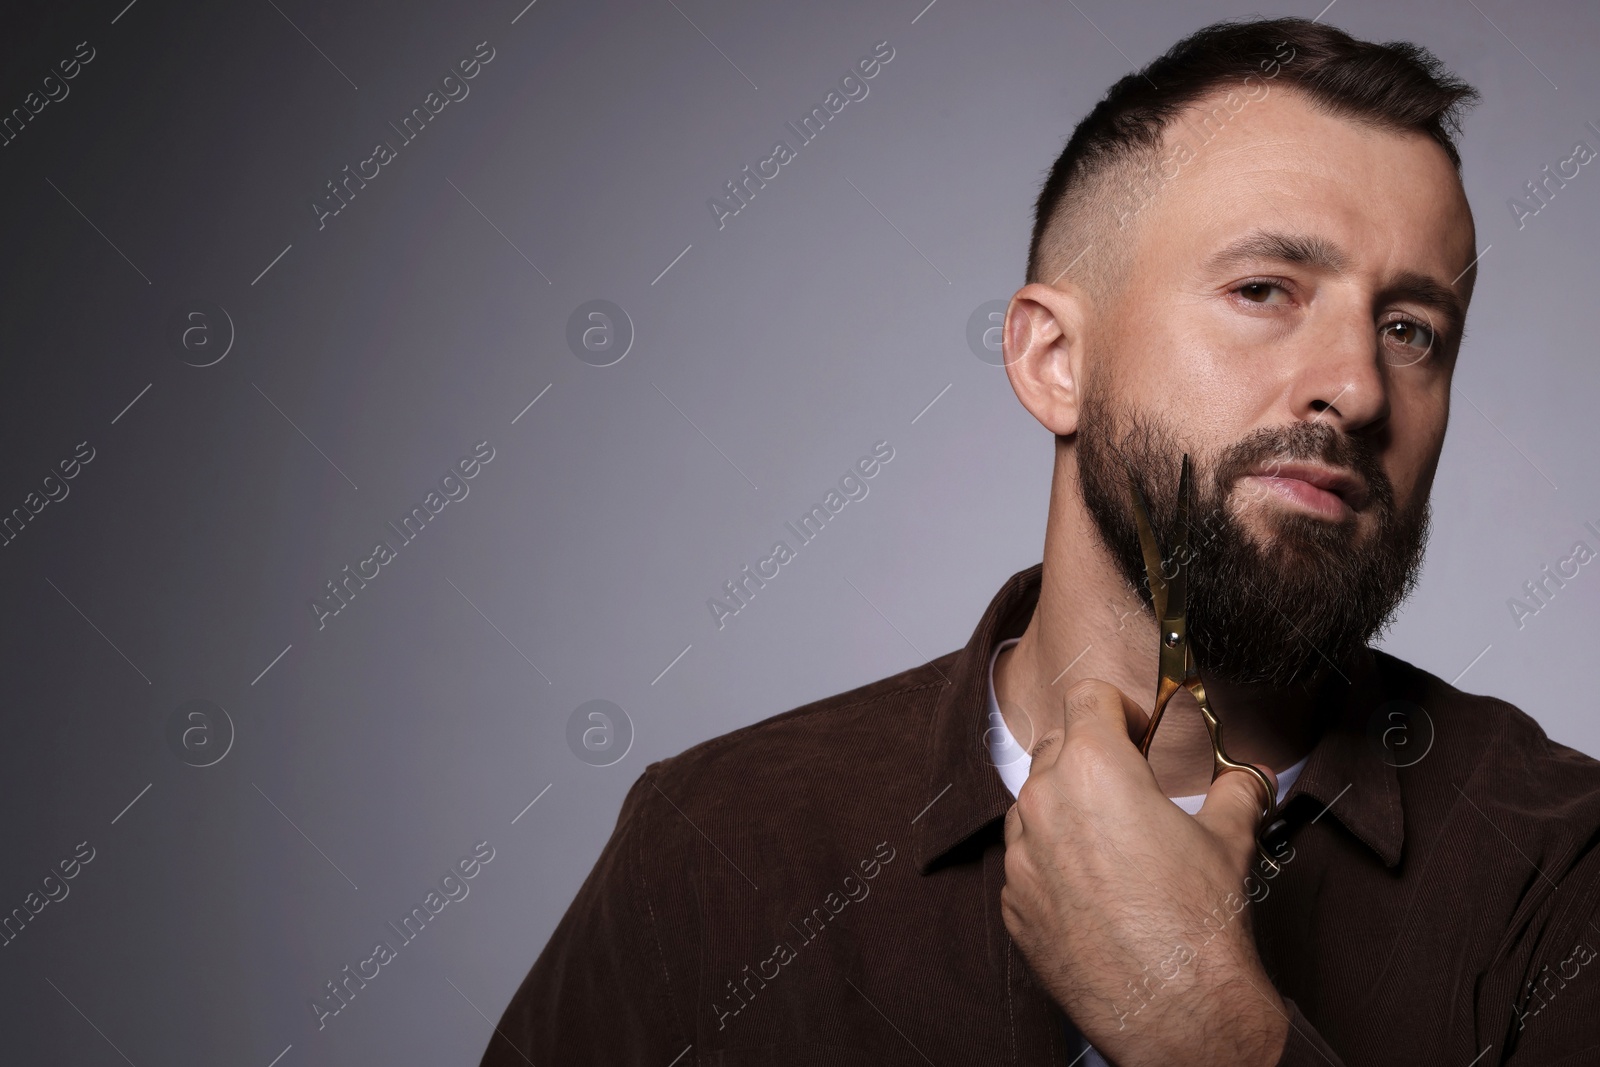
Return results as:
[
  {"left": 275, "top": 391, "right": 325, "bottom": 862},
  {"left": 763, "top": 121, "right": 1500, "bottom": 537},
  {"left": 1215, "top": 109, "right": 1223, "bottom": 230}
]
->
[{"left": 1194, "top": 764, "right": 1276, "bottom": 845}]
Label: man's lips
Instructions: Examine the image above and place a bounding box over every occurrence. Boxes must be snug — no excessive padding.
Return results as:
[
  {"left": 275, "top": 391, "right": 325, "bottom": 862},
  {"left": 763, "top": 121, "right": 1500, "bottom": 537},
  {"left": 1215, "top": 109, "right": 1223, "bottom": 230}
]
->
[{"left": 1239, "top": 462, "right": 1370, "bottom": 520}]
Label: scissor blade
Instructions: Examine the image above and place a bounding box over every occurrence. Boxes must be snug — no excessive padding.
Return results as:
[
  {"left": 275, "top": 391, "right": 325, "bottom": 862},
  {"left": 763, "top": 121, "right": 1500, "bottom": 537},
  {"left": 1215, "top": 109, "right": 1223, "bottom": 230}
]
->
[
  {"left": 1163, "top": 454, "right": 1192, "bottom": 626},
  {"left": 1127, "top": 476, "right": 1167, "bottom": 622}
]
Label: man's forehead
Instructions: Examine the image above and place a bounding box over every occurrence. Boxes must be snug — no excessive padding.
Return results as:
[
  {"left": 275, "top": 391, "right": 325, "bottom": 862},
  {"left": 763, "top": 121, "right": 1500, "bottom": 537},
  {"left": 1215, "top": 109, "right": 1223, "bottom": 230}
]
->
[{"left": 1142, "top": 84, "right": 1478, "bottom": 281}]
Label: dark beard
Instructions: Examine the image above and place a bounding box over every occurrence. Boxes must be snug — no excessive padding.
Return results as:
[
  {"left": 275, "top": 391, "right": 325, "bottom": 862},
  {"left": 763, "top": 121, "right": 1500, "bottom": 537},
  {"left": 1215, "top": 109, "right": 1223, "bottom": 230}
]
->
[{"left": 1076, "top": 378, "right": 1432, "bottom": 688}]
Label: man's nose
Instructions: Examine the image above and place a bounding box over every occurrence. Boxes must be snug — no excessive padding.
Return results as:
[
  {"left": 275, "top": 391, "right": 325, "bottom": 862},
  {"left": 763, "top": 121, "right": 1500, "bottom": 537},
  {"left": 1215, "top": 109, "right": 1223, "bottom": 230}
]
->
[{"left": 1287, "top": 302, "right": 1390, "bottom": 432}]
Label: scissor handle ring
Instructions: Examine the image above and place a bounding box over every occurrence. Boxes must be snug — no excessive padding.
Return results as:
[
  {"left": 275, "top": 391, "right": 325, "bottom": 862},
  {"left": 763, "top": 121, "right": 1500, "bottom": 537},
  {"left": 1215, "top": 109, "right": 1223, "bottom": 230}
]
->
[
  {"left": 1190, "top": 679, "right": 1277, "bottom": 824},
  {"left": 1212, "top": 746, "right": 1286, "bottom": 876}
]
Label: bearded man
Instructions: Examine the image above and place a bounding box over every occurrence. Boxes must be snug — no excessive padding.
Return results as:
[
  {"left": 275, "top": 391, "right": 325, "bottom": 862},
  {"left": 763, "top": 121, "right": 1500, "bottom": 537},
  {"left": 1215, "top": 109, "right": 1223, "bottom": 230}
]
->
[{"left": 482, "top": 16, "right": 1600, "bottom": 1066}]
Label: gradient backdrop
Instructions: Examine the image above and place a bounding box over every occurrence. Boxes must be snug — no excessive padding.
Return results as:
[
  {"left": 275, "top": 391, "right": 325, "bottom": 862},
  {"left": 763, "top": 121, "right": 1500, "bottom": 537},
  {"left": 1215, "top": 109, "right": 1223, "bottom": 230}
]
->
[{"left": 2, "top": 0, "right": 1597, "bottom": 1063}]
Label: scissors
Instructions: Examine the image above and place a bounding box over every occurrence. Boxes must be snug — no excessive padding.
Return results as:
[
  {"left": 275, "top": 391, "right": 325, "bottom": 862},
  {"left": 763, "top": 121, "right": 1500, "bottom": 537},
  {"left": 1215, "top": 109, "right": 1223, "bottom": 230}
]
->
[{"left": 1127, "top": 453, "right": 1285, "bottom": 875}]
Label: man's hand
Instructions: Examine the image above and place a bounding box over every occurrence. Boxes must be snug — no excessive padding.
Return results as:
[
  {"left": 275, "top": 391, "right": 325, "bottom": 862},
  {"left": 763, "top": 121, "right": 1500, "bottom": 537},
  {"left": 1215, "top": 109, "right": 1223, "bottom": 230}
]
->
[{"left": 1000, "top": 678, "right": 1290, "bottom": 1067}]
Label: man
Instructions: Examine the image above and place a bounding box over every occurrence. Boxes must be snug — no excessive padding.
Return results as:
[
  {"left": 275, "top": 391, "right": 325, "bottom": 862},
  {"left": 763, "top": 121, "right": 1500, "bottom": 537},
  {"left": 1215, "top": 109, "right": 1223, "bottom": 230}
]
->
[{"left": 483, "top": 17, "right": 1600, "bottom": 1065}]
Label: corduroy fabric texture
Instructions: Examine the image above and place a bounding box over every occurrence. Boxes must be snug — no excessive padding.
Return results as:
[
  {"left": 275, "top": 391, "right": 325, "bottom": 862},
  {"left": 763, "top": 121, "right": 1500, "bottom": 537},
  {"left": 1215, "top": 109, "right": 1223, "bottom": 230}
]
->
[{"left": 483, "top": 562, "right": 1600, "bottom": 1065}]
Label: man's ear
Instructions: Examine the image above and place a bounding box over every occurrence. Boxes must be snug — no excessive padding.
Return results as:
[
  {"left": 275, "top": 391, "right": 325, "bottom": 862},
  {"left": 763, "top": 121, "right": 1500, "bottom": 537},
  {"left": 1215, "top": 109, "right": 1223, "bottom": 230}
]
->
[{"left": 1002, "top": 283, "right": 1086, "bottom": 437}]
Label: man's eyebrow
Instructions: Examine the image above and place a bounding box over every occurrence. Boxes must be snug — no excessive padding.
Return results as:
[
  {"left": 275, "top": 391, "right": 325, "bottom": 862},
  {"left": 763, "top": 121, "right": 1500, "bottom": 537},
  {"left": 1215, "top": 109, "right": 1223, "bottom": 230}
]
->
[
  {"left": 1203, "top": 230, "right": 1351, "bottom": 275},
  {"left": 1203, "top": 229, "right": 1466, "bottom": 336},
  {"left": 1379, "top": 271, "right": 1466, "bottom": 338}
]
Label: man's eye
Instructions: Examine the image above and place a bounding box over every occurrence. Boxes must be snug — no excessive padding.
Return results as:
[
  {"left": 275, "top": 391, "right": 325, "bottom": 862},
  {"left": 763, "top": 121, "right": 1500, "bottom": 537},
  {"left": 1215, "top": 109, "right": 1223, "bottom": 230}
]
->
[
  {"left": 1381, "top": 318, "right": 1436, "bottom": 364},
  {"left": 1236, "top": 281, "right": 1290, "bottom": 304}
]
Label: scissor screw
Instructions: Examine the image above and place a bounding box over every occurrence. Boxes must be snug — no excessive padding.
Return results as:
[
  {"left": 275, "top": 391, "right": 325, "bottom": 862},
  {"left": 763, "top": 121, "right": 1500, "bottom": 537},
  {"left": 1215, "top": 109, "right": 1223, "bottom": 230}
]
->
[{"left": 1164, "top": 631, "right": 1180, "bottom": 648}]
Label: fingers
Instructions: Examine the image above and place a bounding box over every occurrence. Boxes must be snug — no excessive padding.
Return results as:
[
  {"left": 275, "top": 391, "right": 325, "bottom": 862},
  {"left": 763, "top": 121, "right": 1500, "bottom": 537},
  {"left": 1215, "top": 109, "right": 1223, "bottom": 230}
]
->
[
  {"left": 1194, "top": 763, "right": 1275, "bottom": 847},
  {"left": 1061, "top": 679, "right": 1151, "bottom": 748},
  {"left": 1024, "top": 681, "right": 1159, "bottom": 807},
  {"left": 1003, "top": 799, "right": 1024, "bottom": 847},
  {"left": 1121, "top": 690, "right": 1152, "bottom": 747},
  {"left": 1017, "top": 732, "right": 1064, "bottom": 821},
  {"left": 1029, "top": 730, "right": 1063, "bottom": 765}
]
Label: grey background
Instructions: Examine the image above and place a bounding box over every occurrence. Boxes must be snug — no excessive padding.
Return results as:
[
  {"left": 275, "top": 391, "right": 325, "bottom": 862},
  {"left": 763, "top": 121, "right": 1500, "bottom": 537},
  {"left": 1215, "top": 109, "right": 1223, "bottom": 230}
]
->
[{"left": 1, "top": 0, "right": 1595, "bottom": 1063}]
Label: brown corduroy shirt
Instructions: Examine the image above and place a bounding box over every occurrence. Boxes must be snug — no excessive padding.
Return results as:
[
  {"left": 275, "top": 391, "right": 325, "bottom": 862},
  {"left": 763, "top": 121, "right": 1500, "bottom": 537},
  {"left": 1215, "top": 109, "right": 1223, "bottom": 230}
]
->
[{"left": 483, "top": 563, "right": 1600, "bottom": 1065}]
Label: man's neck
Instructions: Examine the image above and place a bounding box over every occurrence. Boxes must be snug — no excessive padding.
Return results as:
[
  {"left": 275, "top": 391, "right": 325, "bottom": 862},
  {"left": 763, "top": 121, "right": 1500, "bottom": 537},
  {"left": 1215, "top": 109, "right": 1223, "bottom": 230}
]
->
[{"left": 993, "top": 472, "right": 1332, "bottom": 799}]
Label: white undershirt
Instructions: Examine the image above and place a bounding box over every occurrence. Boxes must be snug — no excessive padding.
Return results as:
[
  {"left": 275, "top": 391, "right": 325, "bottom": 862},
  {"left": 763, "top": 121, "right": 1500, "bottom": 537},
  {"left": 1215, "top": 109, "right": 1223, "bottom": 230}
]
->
[{"left": 983, "top": 636, "right": 1307, "bottom": 1066}]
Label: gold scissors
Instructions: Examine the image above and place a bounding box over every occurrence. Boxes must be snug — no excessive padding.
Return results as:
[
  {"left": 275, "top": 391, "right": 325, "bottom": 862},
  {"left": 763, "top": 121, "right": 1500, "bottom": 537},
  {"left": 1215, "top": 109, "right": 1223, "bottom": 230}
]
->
[{"left": 1128, "top": 454, "right": 1284, "bottom": 874}]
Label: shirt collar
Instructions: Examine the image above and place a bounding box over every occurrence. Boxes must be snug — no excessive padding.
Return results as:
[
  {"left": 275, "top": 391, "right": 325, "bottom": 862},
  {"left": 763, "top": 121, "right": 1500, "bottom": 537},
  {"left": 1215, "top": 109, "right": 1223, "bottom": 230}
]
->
[
  {"left": 1277, "top": 644, "right": 1406, "bottom": 867},
  {"left": 913, "top": 563, "right": 1045, "bottom": 873},
  {"left": 911, "top": 562, "right": 1405, "bottom": 873}
]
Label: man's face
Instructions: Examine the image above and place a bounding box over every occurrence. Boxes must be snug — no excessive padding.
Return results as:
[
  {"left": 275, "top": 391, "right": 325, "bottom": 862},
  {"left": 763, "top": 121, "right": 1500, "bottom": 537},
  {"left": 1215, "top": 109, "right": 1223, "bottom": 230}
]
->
[{"left": 1073, "top": 84, "right": 1477, "bottom": 688}]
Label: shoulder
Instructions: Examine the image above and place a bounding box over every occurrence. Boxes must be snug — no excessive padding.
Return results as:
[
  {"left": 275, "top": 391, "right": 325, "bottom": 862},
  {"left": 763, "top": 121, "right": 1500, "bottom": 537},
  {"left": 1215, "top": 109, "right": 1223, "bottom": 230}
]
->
[
  {"left": 1372, "top": 649, "right": 1600, "bottom": 860},
  {"left": 1371, "top": 655, "right": 1600, "bottom": 1050},
  {"left": 635, "top": 652, "right": 955, "bottom": 822},
  {"left": 605, "top": 651, "right": 956, "bottom": 885},
  {"left": 1372, "top": 648, "right": 1600, "bottom": 777}
]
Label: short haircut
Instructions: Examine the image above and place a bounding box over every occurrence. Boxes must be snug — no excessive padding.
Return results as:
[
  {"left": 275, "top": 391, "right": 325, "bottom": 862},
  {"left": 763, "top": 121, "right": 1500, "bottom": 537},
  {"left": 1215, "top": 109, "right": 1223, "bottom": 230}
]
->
[{"left": 1026, "top": 16, "right": 1479, "bottom": 295}]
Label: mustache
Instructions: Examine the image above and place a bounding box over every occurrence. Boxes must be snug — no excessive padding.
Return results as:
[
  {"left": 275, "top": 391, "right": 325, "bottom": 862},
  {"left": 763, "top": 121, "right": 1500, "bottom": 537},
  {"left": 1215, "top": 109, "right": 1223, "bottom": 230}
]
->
[{"left": 1209, "top": 421, "right": 1396, "bottom": 516}]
